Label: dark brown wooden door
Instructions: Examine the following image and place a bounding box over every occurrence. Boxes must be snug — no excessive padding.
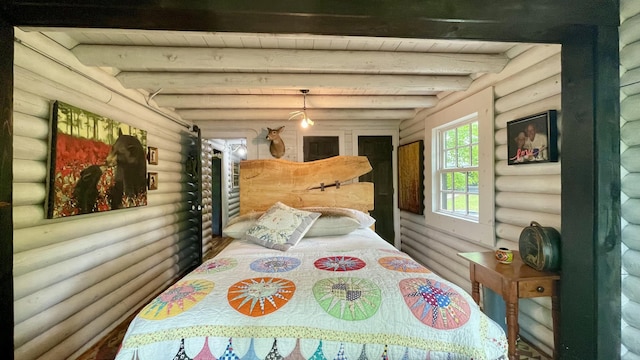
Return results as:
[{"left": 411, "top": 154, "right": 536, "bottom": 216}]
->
[
  {"left": 358, "top": 136, "right": 394, "bottom": 245},
  {"left": 303, "top": 136, "right": 339, "bottom": 161},
  {"left": 211, "top": 151, "right": 222, "bottom": 236}
]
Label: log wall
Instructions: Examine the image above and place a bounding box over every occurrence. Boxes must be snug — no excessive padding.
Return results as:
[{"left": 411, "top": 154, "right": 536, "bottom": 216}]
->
[
  {"left": 621, "top": 1, "right": 640, "bottom": 358},
  {"left": 399, "top": 43, "right": 561, "bottom": 356},
  {"left": 12, "top": 30, "right": 199, "bottom": 359}
]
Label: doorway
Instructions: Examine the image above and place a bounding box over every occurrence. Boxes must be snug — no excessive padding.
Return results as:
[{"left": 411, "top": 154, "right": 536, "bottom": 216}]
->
[
  {"left": 358, "top": 136, "right": 394, "bottom": 245},
  {"left": 303, "top": 136, "right": 339, "bottom": 161},
  {"left": 211, "top": 150, "right": 222, "bottom": 236}
]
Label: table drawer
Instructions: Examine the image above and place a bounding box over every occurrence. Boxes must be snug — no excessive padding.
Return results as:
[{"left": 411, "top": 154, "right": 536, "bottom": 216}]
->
[{"left": 518, "top": 279, "right": 555, "bottom": 298}]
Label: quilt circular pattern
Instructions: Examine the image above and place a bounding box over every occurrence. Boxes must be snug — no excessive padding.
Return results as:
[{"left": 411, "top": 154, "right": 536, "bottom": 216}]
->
[
  {"left": 194, "top": 257, "right": 237, "bottom": 274},
  {"left": 139, "top": 279, "right": 214, "bottom": 320},
  {"left": 378, "top": 256, "right": 431, "bottom": 273},
  {"left": 228, "top": 277, "right": 296, "bottom": 317},
  {"left": 313, "top": 277, "right": 381, "bottom": 320},
  {"left": 314, "top": 256, "right": 366, "bottom": 272},
  {"left": 250, "top": 256, "right": 301, "bottom": 273},
  {"left": 399, "top": 278, "right": 470, "bottom": 329}
]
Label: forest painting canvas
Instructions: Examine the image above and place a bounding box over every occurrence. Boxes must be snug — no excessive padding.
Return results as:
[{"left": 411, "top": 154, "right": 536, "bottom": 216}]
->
[
  {"left": 398, "top": 140, "right": 425, "bottom": 215},
  {"left": 47, "top": 101, "right": 147, "bottom": 218}
]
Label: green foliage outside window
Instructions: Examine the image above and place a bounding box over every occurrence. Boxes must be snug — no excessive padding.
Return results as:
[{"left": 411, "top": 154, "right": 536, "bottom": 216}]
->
[{"left": 438, "top": 120, "right": 480, "bottom": 217}]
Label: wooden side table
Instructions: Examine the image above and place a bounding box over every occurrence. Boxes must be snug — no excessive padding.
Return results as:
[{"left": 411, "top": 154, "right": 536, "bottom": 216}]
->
[{"left": 458, "top": 251, "right": 560, "bottom": 360}]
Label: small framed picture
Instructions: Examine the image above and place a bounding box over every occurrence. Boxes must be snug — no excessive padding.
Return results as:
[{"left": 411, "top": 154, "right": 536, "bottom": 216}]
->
[
  {"left": 148, "top": 172, "right": 158, "bottom": 190},
  {"left": 507, "top": 110, "right": 558, "bottom": 165},
  {"left": 148, "top": 146, "right": 158, "bottom": 165}
]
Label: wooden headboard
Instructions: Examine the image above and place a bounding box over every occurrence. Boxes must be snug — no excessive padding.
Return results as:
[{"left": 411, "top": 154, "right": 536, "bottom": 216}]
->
[{"left": 239, "top": 156, "right": 374, "bottom": 215}]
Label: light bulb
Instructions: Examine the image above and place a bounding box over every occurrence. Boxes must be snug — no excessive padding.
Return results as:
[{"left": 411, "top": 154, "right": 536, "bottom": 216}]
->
[
  {"left": 300, "top": 118, "right": 308, "bottom": 128},
  {"left": 237, "top": 146, "right": 246, "bottom": 156}
]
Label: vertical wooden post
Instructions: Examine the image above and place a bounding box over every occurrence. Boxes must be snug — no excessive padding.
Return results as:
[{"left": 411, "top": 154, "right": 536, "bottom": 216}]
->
[
  {"left": 561, "top": 24, "right": 621, "bottom": 359},
  {"left": 0, "top": 19, "right": 14, "bottom": 359},
  {"left": 193, "top": 125, "right": 203, "bottom": 264}
]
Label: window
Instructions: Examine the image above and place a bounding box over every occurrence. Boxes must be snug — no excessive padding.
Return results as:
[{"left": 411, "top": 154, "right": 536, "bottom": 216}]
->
[
  {"left": 232, "top": 161, "right": 240, "bottom": 188},
  {"left": 424, "top": 87, "right": 494, "bottom": 245},
  {"left": 436, "top": 117, "right": 479, "bottom": 220}
]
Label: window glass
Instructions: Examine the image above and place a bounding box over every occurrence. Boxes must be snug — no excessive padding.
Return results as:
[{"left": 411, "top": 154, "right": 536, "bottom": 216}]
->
[{"left": 435, "top": 119, "right": 479, "bottom": 220}]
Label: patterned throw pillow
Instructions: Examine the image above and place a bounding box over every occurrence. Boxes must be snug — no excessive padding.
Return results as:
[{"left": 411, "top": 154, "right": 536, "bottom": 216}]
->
[
  {"left": 245, "top": 202, "right": 321, "bottom": 251},
  {"left": 222, "top": 212, "right": 264, "bottom": 238}
]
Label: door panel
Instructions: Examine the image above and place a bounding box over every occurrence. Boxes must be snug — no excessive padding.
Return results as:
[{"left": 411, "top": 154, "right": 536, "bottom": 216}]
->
[
  {"left": 211, "top": 151, "right": 222, "bottom": 236},
  {"left": 359, "top": 136, "right": 394, "bottom": 245},
  {"left": 303, "top": 136, "right": 339, "bottom": 162}
]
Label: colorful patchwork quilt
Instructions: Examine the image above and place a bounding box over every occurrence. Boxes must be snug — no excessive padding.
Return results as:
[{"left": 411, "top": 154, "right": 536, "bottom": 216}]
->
[{"left": 115, "top": 229, "right": 507, "bottom": 360}]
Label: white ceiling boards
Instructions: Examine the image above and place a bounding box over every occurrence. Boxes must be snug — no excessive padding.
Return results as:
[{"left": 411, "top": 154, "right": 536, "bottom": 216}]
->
[{"left": 22, "top": 27, "right": 529, "bottom": 124}]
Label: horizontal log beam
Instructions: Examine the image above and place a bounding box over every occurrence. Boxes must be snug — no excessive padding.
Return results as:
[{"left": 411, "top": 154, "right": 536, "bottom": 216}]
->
[
  {"left": 6, "top": 1, "right": 619, "bottom": 42},
  {"left": 494, "top": 73, "right": 561, "bottom": 113},
  {"left": 495, "top": 191, "right": 561, "bottom": 214},
  {"left": 495, "top": 175, "right": 561, "bottom": 194},
  {"left": 495, "top": 208, "right": 561, "bottom": 229},
  {"left": 117, "top": 72, "right": 472, "bottom": 93},
  {"left": 179, "top": 108, "right": 416, "bottom": 120},
  {"left": 623, "top": 148, "right": 640, "bottom": 172},
  {"left": 154, "top": 94, "right": 438, "bottom": 109},
  {"left": 13, "top": 159, "right": 47, "bottom": 183},
  {"left": 73, "top": 45, "right": 508, "bottom": 74},
  {"left": 621, "top": 67, "right": 640, "bottom": 97}
]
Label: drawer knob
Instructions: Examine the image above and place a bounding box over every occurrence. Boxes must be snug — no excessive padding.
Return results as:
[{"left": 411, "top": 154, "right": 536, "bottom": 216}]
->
[{"left": 536, "top": 286, "right": 545, "bottom": 293}]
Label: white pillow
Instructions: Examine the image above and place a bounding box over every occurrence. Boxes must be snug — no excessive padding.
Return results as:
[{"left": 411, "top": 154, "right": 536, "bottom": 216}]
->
[
  {"left": 301, "top": 207, "right": 376, "bottom": 229},
  {"left": 223, "top": 213, "right": 360, "bottom": 239},
  {"left": 304, "top": 216, "right": 360, "bottom": 237},
  {"left": 223, "top": 206, "right": 375, "bottom": 239},
  {"left": 244, "top": 202, "right": 320, "bottom": 251}
]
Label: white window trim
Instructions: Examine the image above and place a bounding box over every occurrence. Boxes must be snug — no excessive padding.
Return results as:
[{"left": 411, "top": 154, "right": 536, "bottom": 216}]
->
[{"left": 424, "top": 87, "right": 495, "bottom": 245}]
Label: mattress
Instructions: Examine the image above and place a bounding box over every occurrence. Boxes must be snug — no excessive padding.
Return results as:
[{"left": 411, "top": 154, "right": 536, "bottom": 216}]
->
[{"left": 115, "top": 228, "right": 507, "bottom": 360}]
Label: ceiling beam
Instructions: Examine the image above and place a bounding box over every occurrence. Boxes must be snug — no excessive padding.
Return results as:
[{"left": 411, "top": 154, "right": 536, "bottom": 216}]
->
[
  {"left": 117, "top": 72, "right": 472, "bottom": 93},
  {"left": 153, "top": 94, "right": 438, "bottom": 109},
  {"left": 5, "top": 1, "right": 618, "bottom": 41},
  {"left": 177, "top": 108, "right": 416, "bottom": 121},
  {"left": 72, "top": 45, "right": 508, "bottom": 74}
]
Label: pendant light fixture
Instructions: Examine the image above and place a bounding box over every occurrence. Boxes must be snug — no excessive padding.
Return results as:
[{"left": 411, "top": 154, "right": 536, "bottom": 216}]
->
[
  {"left": 230, "top": 139, "right": 247, "bottom": 156},
  {"left": 288, "top": 89, "right": 314, "bottom": 128}
]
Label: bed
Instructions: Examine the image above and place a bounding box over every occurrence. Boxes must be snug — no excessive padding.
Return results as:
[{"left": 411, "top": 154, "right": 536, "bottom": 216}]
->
[{"left": 114, "top": 156, "right": 507, "bottom": 360}]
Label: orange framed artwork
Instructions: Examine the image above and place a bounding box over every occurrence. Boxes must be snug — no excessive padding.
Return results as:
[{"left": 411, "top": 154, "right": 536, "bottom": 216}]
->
[{"left": 398, "top": 140, "right": 424, "bottom": 215}]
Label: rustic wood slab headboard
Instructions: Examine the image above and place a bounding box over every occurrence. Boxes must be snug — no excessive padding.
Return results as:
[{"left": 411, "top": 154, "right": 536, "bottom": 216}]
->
[{"left": 239, "top": 156, "right": 374, "bottom": 214}]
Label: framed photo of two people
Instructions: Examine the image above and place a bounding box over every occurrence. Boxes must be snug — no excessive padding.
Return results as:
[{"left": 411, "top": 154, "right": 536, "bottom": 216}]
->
[{"left": 507, "top": 110, "right": 558, "bottom": 165}]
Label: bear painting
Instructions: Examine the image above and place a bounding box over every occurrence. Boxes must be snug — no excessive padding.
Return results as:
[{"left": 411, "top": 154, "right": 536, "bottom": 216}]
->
[
  {"left": 106, "top": 129, "right": 147, "bottom": 209},
  {"left": 47, "top": 101, "right": 148, "bottom": 218}
]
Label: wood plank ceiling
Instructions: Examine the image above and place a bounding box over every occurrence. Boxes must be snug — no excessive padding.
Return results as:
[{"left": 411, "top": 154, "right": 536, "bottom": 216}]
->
[{"left": 23, "top": 27, "right": 526, "bottom": 124}]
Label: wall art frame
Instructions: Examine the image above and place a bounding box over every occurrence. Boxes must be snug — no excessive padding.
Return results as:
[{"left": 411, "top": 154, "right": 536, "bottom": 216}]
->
[
  {"left": 148, "top": 172, "right": 158, "bottom": 190},
  {"left": 46, "top": 101, "right": 148, "bottom": 218},
  {"left": 507, "top": 110, "right": 558, "bottom": 165},
  {"left": 148, "top": 146, "right": 158, "bottom": 165},
  {"left": 398, "top": 140, "right": 425, "bottom": 214}
]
